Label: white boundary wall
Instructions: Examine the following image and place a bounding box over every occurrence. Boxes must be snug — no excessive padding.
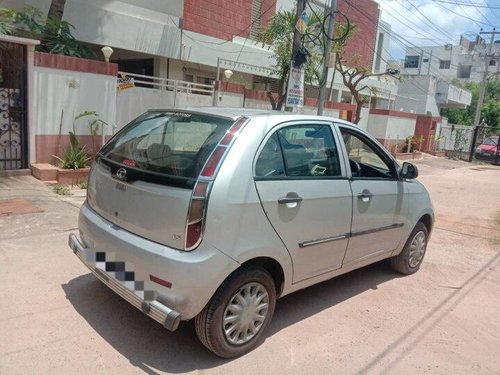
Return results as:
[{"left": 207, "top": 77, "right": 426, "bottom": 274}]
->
[{"left": 33, "top": 66, "right": 117, "bottom": 137}]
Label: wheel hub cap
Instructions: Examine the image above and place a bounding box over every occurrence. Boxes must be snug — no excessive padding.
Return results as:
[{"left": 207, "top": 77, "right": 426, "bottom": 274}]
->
[
  {"left": 408, "top": 230, "right": 426, "bottom": 268},
  {"left": 223, "top": 282, "right": 269, "bottom": 345}
]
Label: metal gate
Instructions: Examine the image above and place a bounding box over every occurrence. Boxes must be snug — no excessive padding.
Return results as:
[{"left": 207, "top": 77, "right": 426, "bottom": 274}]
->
[{"left": 0, "top": 41, "right": 28, "bottom": 170}]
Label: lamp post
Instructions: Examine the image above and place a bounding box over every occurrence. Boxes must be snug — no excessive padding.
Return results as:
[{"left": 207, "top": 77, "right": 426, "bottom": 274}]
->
[
  {"left": 101, "top": 46, "right": 114, "bottom": 62},
  {"left": 223, "top": 69, "right": 233, "bottom": 80}
]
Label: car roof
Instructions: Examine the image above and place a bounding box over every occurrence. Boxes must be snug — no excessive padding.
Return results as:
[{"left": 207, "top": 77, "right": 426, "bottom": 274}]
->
[{"left": 147, "top": 106, "right": 356, "bottom": 127}]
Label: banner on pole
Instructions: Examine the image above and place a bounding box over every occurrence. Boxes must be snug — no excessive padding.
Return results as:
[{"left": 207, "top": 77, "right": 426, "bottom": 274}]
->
[{"left": 286, "top": 65, "right": 305, "bottom": 108}]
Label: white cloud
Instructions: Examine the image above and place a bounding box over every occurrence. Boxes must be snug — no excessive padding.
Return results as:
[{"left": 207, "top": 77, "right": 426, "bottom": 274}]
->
[{"left": 375, "top": 0, "right": 499, "bottom": 59}]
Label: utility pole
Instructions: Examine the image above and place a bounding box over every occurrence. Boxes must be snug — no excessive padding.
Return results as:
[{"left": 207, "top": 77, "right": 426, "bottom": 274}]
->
[
  {"left": 317, "top": 0, "right": 337, "bottom": 115},
  {"left": 286, "top": 0, "right": 306, "bottom": 112},
  {"left": 469, "top": 28, "right": 497, "bottom": 162}
]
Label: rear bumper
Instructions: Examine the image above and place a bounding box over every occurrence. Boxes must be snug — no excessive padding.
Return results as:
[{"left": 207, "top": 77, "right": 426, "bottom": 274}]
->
[
  {"left": 72, "top": 202, "right": 239, "bottom": 321},
  {"left": 69, "top": 233, "right": 181, "bottom": 331}
]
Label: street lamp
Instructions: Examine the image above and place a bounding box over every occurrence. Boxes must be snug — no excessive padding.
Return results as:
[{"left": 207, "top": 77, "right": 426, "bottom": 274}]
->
[
  {"left": 224, "top": 69, "right": 233, "bottom": 80},
  {"left": 101, "top": 46, "right": 114, "bottom": 62}
]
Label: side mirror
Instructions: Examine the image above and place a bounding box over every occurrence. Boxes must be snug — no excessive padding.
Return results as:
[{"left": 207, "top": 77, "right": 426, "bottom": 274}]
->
[{"left": 400, "top": 162, "right": 418, "bottom": 179}]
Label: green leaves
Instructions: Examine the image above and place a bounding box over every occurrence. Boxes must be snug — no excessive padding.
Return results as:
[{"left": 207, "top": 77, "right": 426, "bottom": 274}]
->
[
  {"left": 0, "top": 5, "right": 94, "bottom": 58},
  {"left": 53, "top": 143, "right": 90, "bottom": 169},
  {"left": 441, "top": 80, "right": 500, "bottom": 130}
]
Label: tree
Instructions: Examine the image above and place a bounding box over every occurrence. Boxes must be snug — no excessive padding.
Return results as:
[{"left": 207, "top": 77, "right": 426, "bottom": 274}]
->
[
  {"left": 0, "top": 5, "right": 93, "bottom": 58},
  {"left": 333, "top": 24, "right": 398, "bottom": 124},
  {"left": 441, "top": 80, "right": 500, "bottom": 131},
  {"left": 42, "top": 0, "right": 67, "bottom": 47},
  {"left": 258, "top": 9, "right": 397, "bottom": 121},
  {"left": 257, "top": 10, "right": 323, "bottom": 110}
]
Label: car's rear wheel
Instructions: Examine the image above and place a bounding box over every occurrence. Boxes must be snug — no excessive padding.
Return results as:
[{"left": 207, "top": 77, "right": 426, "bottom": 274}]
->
[
  {"left": 391, "top": 222, "right": 428, "bottom": 275},
  {"left": 195, "top": 266, "right": 276, "bottom": 358}
]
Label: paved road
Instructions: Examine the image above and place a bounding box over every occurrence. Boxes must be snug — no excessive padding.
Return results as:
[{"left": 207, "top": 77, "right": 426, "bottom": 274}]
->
[{"left": 1, "top": 157, "right": 499, "bottom": 374}]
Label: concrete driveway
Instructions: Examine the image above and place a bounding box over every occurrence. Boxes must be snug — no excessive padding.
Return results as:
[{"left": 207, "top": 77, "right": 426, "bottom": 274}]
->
[{"left": 1, "top": 156, "right": 499, "bottom": 374}]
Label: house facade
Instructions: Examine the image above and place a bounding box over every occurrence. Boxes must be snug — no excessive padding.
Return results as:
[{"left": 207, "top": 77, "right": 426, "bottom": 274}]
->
[{"left": 3, "top": 0, "right": 398, "bottom": 108}]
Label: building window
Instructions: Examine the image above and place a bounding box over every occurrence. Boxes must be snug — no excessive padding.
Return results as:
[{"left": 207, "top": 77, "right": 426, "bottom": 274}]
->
[
  {"left": 422, "top": 58, "right": 429, "bottom": 62},
  {"left": 489, "top": 59, "right": 496, "bottom": 66},
  {"left": 404, "top": 56, "right": 420, "bottom": 69},
  {"left": 250, "top": 0, "right": 262, "bottom": 40},
  {"left": 439, "top": 60, "right": 451, "bottom": 69},
  {"left": 458, "top": 65, "right": 471, "bottom": 79}
]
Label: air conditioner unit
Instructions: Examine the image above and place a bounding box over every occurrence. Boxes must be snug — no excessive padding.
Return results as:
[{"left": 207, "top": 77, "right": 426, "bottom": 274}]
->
[{"left": 444, "top": 44, "right": 452, "bottom": 50}]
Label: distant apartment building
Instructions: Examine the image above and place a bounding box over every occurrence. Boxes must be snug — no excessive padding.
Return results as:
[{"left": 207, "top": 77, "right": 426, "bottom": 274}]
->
[{"left": 402, "top": 35, "right": 500, "bottom": 83}]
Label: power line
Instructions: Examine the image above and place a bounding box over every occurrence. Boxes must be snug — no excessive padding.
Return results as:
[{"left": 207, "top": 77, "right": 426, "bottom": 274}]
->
[
  {"left": 344, "top": 0, "right": 456, "bottom": 93},
  {"left": 432, "top": 0, "right": 499, "bottom": 27},
  {"left": 401, "top": 0, "right": 464, "bottom": 42},
  {"left": 462, "top": 0, "right": 499, "bottom": 26},
  {"left": 456, "top": 1, "right": 488, "bottom": 30},
  {"left": 433, "top": 0, "right": 500, "bottom": 9},
  {"left": 342, "top": 0, "right": 433, "bottom": 95}
]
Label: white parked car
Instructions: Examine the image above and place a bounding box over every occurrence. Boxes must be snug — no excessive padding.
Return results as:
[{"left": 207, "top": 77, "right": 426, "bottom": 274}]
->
[{"left": 69, "top": 108, "right": 434, "bottom": 357}]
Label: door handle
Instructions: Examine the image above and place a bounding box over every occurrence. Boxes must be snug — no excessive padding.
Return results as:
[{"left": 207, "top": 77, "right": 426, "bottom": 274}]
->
[
  {"left": 357, "top": 189, "right": 372, "bottom": 203},
  {"left": 278, "top": 196, "right": 303, "bottom": 204},
  {"left": 278, "top": 192, "right": 303, "bottom": 207}
]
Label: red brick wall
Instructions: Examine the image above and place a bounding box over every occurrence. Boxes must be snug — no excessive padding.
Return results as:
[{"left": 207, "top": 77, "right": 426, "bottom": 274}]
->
[
  {"left": 182, "top": 0, "right": 377, "bottom": 70},
  {"left": 337, "top": 0, "right": 379, "bottom": 69},
  {"left": 183, "top": 0, "right": 276, "bottom": 41},
  {"left": 34, "top": 52, "right": 118, "bottom": 76},
  {"left": 415, "top": 115, "right": 440, "bottom": 152}
]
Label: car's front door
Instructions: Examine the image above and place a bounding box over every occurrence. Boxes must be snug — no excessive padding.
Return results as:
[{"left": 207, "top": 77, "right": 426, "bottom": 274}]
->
[
  {"left": 254, "top": 122, "right": 352, "bottom": 283},
  {"left": 338, "top": 126, "right": 406, "bottom": 266}
]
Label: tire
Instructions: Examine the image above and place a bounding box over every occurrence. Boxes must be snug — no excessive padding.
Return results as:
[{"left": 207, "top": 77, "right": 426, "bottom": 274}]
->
[
  {"left": 195, "top": 266, "right": 276, "bottom": 358},
  {"left": 391, "top": 222, "right": 429, "bottom": 275}
]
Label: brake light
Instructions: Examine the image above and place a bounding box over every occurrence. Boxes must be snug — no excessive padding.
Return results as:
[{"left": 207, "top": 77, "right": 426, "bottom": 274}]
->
[
  {"left": 185, "top": 117, "right": 248, "bottom": 250},
  {"left": 185, "top": 181, "right": 209, "bottom": 249},
  {"left": 200, "top": 146, "right": 226, "bottom": 178}
]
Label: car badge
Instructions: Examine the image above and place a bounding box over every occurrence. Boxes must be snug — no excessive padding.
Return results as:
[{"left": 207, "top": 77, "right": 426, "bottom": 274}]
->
[{"left": 116, "top": 167, "right": 127, "bottom": 180}]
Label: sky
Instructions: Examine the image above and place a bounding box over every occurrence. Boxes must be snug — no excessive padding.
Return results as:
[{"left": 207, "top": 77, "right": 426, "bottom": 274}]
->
[{"left": 375, "top": 0, "right": 500, "bottom": 60}]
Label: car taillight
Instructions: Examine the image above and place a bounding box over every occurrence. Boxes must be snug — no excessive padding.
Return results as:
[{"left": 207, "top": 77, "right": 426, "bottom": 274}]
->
[
  {"left": 185, "top": 117, "right": 248, "bottom": 250},
  {"left": 185, "top": 180, "right": 209, "bottom": 249}
]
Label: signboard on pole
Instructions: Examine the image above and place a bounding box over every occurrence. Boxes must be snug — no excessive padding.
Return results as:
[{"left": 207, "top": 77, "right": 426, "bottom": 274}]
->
[
  {"left": 296, "top": 10, "right": 309, "bottom": 34},
  {"left": 286, "top": 66, "right": 305, "bottom": 108}
]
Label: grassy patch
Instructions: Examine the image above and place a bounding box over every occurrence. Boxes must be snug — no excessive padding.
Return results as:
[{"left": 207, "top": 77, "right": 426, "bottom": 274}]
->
[
  {"left": 52, "top": 184, "right": 72, "bottom": 196},
  {"left": 78, "top": 181, "right": 88, "bottom": 189}
]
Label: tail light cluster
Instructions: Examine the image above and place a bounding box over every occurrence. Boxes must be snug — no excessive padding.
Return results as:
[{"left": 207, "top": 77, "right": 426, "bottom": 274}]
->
[{"left": 184, "top": 117, "right": 248, "bottom": 250}]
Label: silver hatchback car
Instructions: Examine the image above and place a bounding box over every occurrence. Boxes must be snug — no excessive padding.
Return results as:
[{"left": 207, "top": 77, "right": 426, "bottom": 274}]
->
[{"left": 69, "top": 108, "right": 434, "bottom": 357}]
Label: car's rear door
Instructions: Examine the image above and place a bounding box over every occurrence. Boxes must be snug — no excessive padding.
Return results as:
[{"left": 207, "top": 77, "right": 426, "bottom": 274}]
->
[{"left": 254, "top": 121, "right": 352, "bottom": 283}]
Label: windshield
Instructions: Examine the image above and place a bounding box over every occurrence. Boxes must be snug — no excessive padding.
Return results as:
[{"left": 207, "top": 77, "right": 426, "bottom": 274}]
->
[
  {"left": 100, "top": 111, "right": 233, "bottom": 181},
  {"left": 483, "top": 137, "right": 499, "bottom": 146}
]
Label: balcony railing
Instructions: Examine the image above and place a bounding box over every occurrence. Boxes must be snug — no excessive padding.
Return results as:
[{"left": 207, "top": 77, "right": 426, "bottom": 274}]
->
[{"left": 118, "top": 71, "right": 214, "bottom": 95}]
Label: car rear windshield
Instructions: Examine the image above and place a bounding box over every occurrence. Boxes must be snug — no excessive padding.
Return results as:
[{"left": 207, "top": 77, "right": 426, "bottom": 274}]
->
[{"left": 99, "top": 111, "right": 233, "bottom": 183}]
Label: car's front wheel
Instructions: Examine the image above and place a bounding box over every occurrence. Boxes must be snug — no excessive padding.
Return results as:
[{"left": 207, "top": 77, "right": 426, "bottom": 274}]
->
[
  {"left": 195, "top": 266, "right": 276, "bottom": 358},
  {"left": 391, "top": 222, "right": 428, "bottom": 275}
]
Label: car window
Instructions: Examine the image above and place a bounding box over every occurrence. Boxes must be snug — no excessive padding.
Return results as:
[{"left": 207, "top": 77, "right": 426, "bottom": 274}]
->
[
  {"left": 340, "top": 128, "right": 394, "bottom": 179},
  {"left": 255, "top": 124, "right": 341, "bottom": 178},
  {"left": 100, "top": 111, "right": 233, "bottom": 180},
  {"left": 483, "top": 137, "right": 498, "bottom": 146}
]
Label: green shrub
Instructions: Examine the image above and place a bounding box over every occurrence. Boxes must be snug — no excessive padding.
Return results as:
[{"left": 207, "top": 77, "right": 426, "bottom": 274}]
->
[
  {"left": 53, "top": 133, "right": 90, "bottom": 169},
  {"left": 52, "top": 184, "right": 72, "bottom": 196}
]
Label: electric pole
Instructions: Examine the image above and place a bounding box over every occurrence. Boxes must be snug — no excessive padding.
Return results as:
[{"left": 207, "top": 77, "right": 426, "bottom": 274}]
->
[
  {"left": 317, "top": 0, "right": 337, "bottom": 115},
  {"left": 469, "top": 28, "right": 497, "bottom": 162},
  {"left": 286, "top": 0, "right": 306, "bottom": 112}
]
